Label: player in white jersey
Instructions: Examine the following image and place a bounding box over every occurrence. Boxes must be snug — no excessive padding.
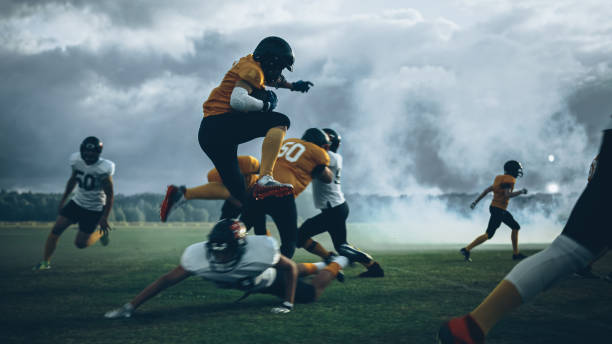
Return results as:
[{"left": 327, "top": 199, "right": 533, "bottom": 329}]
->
[
  {"left": 104, "top": 219, "right": 350, "bottom": 318},
  {"left": 297, "top": 129, "right": 384, "bottom": 278},
  {"left": 33, "top": 136, "right": 115, "bottom": 271}
]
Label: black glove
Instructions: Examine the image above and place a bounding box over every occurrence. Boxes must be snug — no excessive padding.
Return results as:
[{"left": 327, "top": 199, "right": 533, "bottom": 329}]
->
[
  {"left": 262, "top": 90, "right": 278, "bottom": 112},
  {"left": 291, "top": 80, "right": 314, "bottom": 93}
]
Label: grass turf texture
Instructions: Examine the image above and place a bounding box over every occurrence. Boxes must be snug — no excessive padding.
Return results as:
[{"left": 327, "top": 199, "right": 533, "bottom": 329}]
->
[{"left": 1, "top": 223, "right": 611, "bottom": 344}]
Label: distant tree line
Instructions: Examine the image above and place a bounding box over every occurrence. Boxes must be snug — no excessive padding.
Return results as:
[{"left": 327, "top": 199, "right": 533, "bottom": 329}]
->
[{"left": 0, "top": 190, "right": 571, "bottom": 223}]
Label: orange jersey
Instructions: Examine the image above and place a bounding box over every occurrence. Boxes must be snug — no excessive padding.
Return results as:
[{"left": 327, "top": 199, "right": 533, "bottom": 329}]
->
[
  {"left": 490, "top": 174, "right": 516, "bottom": 210},
  {"left": 203, "top": 54, "right": 265, "bottom": 117},
  {"left": 207, "top": 155, "right": 260, "bottom": 188},
  {"left": 273, "top": 138, "right": 330, "bottom": 196}
]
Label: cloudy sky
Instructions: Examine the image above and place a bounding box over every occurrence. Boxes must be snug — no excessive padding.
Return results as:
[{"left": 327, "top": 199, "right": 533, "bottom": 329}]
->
[{"left": 2, "top": 0, "right": 611, "bottom": 197}]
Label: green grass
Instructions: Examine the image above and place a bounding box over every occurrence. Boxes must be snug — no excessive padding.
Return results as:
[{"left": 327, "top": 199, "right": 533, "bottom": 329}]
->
[{"left": 1, "top": 224, "right": 611, "bottom": 344}]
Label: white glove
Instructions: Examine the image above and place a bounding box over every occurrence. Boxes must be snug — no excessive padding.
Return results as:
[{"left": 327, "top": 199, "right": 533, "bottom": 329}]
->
[
  {"left": 104, "top": 303, "right": 134, "bottom": 319},
  {"left": 271, "top": 301, "right": 293, "bottom": 314}
]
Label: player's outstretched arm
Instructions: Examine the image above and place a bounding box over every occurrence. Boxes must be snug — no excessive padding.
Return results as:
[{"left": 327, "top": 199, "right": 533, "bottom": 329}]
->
[
  {"left": 105, "top": 266, "right": 192, "bottom": 318},
  {"left": 268, "top": 74, "right": 314, "bottom": 93},
  {"left": 58, "top": 171, "right": 78, "bottom": 212},
  {"left": 271, "top": 255, "right": 298, "bottom": 313},
  {"left": 508, "top": 188, "right": 528, "bottom": 199},
  {"left": 471, "top": 185, "right": 493, "bottom": 209}
]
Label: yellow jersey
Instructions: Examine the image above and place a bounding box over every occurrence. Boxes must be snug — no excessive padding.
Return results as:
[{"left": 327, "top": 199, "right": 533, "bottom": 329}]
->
[
  {"left": 491, "top": 174, "right": 516, "bottom": 210},
  {"left": 273, "top": 138, "right": 330, "bottom": 196},
  {"left": 203, "top": 54, "right": 265, "bottom": 117}
]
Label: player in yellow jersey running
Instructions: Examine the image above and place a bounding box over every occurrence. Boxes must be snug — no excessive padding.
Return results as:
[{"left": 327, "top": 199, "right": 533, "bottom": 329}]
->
[{"left": 460, "top": 160, "right": 528, "bottom": 262}]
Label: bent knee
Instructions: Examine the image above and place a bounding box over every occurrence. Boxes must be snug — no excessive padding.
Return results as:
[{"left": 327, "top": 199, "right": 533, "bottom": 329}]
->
[{"left": 270, "top": 112, "right": 291, "bottom": 128}]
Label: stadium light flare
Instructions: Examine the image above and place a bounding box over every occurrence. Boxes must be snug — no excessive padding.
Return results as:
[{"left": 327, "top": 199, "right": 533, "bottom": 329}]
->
[{"left": 546, "top": 182, "right": 560, "bottom": 193}]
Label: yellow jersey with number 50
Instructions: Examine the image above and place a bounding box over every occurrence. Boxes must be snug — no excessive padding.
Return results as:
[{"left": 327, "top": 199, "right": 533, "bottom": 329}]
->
[
  {"left": 203, "top": 54, "right": 265, "bottom": 117},
  {"left": 273, "top": 138, "right": 330, "bottom": 196}
]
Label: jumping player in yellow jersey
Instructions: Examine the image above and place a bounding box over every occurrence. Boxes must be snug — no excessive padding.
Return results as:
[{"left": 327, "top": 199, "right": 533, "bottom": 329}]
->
[
  {"left": 160, "top": 156, "right": 260, "bottom": 222},
  {"left": 460, "top": 160, "right": 529, "bottom": 262},
  {"left": 165, "top": 36, "right": 314, "bottom": 221}
]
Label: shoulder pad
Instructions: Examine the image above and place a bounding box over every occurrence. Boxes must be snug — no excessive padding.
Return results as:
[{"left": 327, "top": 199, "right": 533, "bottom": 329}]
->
[
  {"left": 69, "top": 152, "right": 81, "bottom": 166},
  {"left": 99, "top": 159, "right": 116, "bottom": 176}
]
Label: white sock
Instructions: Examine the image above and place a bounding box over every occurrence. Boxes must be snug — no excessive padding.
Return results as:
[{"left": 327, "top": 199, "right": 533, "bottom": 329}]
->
[
  {"left": 331, "top": 255, "right": 349, "bottom": 268},
  {"left": 314, "top": 262, "right": 326, "bottom": 271}
]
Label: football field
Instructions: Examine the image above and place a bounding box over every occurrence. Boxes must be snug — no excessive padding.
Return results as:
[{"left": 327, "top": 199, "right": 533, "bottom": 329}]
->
[{"left": 1, "top": 223, "right": 611, "bottom": 344}]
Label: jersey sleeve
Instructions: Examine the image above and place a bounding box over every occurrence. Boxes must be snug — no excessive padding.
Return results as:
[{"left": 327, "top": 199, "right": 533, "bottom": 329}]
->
[
  {"left": 69, "top": 152, "right": 80, "bottom": 171},
  {"left": 102, "top": 160, "right": 116, "bottom": 177},
  {"left": 237, "top": 62, "right": 265, "bottom": 89}
]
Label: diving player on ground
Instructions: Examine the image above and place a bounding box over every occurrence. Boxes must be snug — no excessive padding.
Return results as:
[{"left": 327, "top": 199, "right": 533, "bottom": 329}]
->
[
  {"left": 163, "top": 36, "right": 314, "bottom": 220},
  {"left": 460, "top": 161, "right": 529, "bottom": 262},
  {"left": 298, "top": 128, "right": 384, "bottom": 278},
  {"left": 438, "top": 116, "right": 612, "bottom": 343},
  {"left": 33, "top": 136, "right": 115, "bottom": 270},
  {"left": 104, "top": 219, "right": 350, "bottom": 318}
]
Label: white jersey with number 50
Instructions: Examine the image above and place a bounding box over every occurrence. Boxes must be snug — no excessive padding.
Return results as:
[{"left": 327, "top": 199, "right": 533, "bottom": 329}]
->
[{"left": 69, "top": 152, "right": 115, "bottom": 211}]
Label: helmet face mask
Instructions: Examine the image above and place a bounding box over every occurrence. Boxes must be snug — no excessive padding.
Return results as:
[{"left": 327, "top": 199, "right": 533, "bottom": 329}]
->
[
  {"left": 205, "top": 219, "right": 247, "bottom": 273},
  {"left": 80, "top": 136, "right": 103, "bottom": 165},
  {"left": 504, "top": 160, "right": 523, "bottom": 178},
  {"left": 322, "top": 128, "right": 341, "bottom": 153}
]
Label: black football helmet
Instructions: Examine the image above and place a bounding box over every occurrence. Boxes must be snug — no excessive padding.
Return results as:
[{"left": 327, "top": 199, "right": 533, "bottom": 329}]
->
[
  {"left": 206, "top": 219, "right": 247, "bottom": 272},
  {"left": 253, "top": 36, "right": 294, "bottom": 82},
  {"left": 80, "top": 136, "right": 103, "bottom": 165},
  {"left": 322, "top": 128, "right": 341, "bottom": 153},
  {"left": 301, "top": 128, "right": 330, "bottom": 148},
  {"left": 504, "top": 160, "right": 523, "bottom": 178}
]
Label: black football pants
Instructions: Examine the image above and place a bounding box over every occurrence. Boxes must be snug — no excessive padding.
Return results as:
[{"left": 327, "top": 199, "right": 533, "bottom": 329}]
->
[
  {"left": 561, "top": 129, "right": 612, "bottom": 255},
  {"left": 248, "top": 194, "right": 298, "bottom": 258},
  {"left": 298, "top": 201, "right": 349, "bottom": 251},
  {"left": 198, "top": 111, "right": 290, "bottom": 206}
]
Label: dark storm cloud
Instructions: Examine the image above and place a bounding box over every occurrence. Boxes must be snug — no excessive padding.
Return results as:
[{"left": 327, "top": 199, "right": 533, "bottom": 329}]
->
[
  {"left": 1, "top": 1, "right": 611, "bottom": 198},
  {"left": 0, "top": 31, "right": 245, "bottom": 193}
]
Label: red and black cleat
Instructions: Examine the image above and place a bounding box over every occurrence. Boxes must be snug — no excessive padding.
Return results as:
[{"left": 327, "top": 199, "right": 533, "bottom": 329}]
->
[
  {"left": 252, "top": 176, "right": 294, "bottom": 200},
  {"left": 160, "top": 185, "right": 186, "bottom": 222}
]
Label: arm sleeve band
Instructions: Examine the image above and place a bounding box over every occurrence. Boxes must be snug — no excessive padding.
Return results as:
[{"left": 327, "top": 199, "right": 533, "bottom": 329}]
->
[{"left": 230, "top": 87, "right": 264, "bottom": 112}]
